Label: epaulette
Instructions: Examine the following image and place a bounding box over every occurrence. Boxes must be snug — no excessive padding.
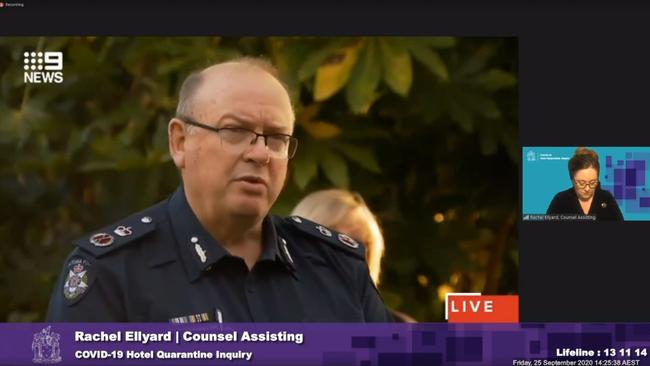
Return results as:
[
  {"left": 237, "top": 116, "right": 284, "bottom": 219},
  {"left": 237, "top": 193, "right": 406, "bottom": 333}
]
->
[
  {"left": 283, "top": 215, "right": 366, "bottom": 261},
  {"left": 73, "top": 203, "right": 164, "bottom": 258}
]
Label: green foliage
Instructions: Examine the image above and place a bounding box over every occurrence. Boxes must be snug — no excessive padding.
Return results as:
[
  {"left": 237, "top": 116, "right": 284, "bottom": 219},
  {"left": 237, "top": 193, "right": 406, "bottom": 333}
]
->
[{"left": 0, "top": 36, "right": 518, "bottom": 322}]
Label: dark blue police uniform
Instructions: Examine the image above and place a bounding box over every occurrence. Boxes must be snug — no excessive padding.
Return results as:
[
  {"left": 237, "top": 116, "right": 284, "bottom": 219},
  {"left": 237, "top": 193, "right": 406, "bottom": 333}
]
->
[{"left": 47, "top": 187, "right": 393, "bottom": 322}]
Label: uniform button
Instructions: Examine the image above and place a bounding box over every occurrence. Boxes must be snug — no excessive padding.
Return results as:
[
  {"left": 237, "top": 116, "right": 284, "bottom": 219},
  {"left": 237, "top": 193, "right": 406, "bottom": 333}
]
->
[
  {"left": 141, "top": 216, "right": 152, "bottom": 224},
  {"left": 191, "top": 236, "right": 198, "bottom": 243}
]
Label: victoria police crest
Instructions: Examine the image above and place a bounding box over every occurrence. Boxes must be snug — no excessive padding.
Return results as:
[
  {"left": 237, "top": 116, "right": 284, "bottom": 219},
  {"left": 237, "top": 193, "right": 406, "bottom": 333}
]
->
[
  {"left": 31, "top": 326, "right": 62, "bottom": 364},
  {"left": 63, "top": 258, "right": 91, "bottom": 300}
]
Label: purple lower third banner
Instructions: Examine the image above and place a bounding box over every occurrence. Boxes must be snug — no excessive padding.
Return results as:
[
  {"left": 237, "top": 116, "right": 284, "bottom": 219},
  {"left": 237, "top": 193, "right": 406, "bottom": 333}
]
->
[{"left": 1, "top": 323, "right": 650, "bottom": 366}]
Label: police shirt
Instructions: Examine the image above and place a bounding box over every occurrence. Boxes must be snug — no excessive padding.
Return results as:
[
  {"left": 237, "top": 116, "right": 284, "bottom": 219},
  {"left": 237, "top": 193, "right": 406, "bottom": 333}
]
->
[{"left": 47, "top": 187, "right": 394, "bottom": 322}]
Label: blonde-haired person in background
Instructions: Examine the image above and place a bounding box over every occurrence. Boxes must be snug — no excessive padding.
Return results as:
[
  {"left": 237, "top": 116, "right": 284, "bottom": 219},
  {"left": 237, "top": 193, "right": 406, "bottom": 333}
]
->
[{"left": 292, "top": 189, "right": 416, "bottom": 322}]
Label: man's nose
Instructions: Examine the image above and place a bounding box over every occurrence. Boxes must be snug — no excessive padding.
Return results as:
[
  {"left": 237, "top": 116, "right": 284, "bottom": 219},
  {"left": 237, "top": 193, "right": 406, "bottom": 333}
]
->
[{"left": 243, "top": 136, "right": 270, "bottom": 164}]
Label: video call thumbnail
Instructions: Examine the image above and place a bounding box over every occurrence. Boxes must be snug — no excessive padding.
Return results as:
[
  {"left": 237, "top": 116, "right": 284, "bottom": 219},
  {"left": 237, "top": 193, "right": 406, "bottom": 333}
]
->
[{"left": 522, "top": 146, "right": 650, "bottom": 221}]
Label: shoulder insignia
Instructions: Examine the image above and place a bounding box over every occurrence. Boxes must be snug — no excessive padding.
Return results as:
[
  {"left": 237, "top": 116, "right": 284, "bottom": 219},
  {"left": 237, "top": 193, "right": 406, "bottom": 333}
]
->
[
  {"left": 62, "top": 256, "right": 95, "bottom": 305},
  {"left": 283, "top": 215, "right": 366, "bottom": 260},
  {"left": 74, "top": 205, "right": 162, "bottom": 257}
]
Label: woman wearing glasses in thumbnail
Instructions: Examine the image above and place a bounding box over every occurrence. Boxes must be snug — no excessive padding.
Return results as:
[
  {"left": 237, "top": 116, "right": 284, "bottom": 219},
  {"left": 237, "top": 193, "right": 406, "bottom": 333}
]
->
[{"left": 546, "top": 147, "right": 624, "bottom": 220}]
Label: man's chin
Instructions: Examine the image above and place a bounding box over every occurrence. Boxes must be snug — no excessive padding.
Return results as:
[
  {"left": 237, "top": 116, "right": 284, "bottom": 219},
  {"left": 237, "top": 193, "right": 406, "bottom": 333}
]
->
[{"left": 228, "top": 197, "right": 270, "bottom": 218}]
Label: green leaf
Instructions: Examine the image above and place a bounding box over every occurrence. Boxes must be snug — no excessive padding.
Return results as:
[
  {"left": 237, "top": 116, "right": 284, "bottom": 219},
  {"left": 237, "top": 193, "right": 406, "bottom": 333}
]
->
[
  {"left": 65, "top": 128, "right": 91, "bottom": 159},
  {"left": 334, "top": 143, "right": 381, "bottom": 173},
  {"left": 68, "top": 42, "right": 99, "bottom": 73},
  {"left": 7, "top": 311, "right": 39, "bottom": 322},
  {"left": 78, "top": 161, "right": 117, "bottom": 172},
  {"left": 479, "top": 127, "right": 498, "bottom": 155},
  {"left": 379, "top": 38, "right": 413, "bottom": 96},
  {"left": 297, "top": 39, "right": 350, "bottom": 82},
  {"left": 424, "top": 37, "right": 457, "bottom": 49},
  {"left": 313, "top": 44, "right": 360, "bottom": 101},
  {"left": 269, "top": 38, "right": 309, "bottom": 103},
  {"left": 115, "top": 151, "right": 147, "bottom": 170},
  {"left": 380, "top": 289, "right": 403, "bottom": 309},
  {"left": 340, "top": 126, "right": 391, "bottom": 140},
  {"left": 301, "top": 120, "right": 342, "bottom": 139},
  {"left": 455, "top": 44, "right": 496, "bottom": 77},
  {"left": 157, "top": 57, "right": 191, "bottom": 75},
  {"left": 320, "top": 151, "right": 349, "bottom": 188},
  {"left": 292, "top": 150, "right": 318, "bottom": 190},
  {"left": 476, "top": 69, "right": 517, "bottom": 91},
  {"left": 474, "top": 97, "right": 501, "bottom": 120},
  {"left": 345, "top": 40, "right": 381, "bottom": 114},
  {"left": 89, "top": 135, "right": 117, "bottom": 157},
  {"left": 462, "top": 91, "right": 502, "bottom": 119},
  {"left": 500, "top": 124, "right": 519, "bottom": 163},
  {"left": 45, "top": 37, "right": 72, "bottom": 52},
  {"left": 152, "top": 119, "right": 169, "bottom": 151},
  {"left": 449, "top": 101, "right": 474, "bottom": 133},
  {"left": 405, "top": 41, "right": 449, "bottom": 81}
]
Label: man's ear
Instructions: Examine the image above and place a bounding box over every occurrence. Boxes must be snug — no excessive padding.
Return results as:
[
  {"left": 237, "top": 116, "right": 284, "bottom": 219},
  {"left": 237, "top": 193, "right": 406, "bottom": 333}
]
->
[{"left": 168, "top": 118, "right": 187, "bottom": 169}]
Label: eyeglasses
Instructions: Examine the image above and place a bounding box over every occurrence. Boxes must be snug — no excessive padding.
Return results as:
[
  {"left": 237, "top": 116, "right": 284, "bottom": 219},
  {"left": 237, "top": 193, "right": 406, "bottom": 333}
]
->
[
  {"left": 574, "top": 179, "right": 599, "bottom": 189},
  {"left": 178, "top": 116, "right": 298, "bottom": 159}
]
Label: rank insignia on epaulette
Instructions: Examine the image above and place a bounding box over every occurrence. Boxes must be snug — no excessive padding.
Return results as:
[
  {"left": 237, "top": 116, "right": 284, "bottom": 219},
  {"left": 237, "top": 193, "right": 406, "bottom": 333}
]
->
[
  {"left": 74, "top": 208, "right": 159, "bottom": 257},
  {"left": 63, "top": 257, "right": 93, "bottom": 302},
  {"left": 89, "top": 232, "right": 114, "bottom": 247},
  {"left": 283, "top": 215, "right": 366, "bottom": 260},
  {"left": 113, "top": 225, "right": 132, "bottom": 237},
  {"left": 316, "top": 225, "right": 332, "bottom": 237},
  {"left": 338, "top": 233, "right": 360, "bottom": 248}
]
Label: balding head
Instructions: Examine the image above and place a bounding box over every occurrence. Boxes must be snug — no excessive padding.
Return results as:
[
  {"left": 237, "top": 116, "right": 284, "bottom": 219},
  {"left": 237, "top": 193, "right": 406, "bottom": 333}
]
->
[{"left": 176, "top": 57, "right": 294, "bottom": 123}]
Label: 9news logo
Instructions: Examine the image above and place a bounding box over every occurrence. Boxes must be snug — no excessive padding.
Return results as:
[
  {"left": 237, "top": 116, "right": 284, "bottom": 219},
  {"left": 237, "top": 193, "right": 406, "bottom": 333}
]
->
[{"left": 23, "top": 51, "right": 64, "bottom": 84}]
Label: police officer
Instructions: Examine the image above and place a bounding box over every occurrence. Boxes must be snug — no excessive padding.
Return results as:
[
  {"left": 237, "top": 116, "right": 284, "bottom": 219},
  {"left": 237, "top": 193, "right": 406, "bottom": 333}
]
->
[{"left": 47, "top": 58, "right": 393, "bottom": 322}]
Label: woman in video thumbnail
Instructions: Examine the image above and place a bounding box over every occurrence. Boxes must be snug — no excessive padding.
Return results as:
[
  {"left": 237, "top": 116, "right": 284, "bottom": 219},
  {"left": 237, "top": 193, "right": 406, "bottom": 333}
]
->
[{"left": 546, "top": 147, "right": 624, "bottom": 220}]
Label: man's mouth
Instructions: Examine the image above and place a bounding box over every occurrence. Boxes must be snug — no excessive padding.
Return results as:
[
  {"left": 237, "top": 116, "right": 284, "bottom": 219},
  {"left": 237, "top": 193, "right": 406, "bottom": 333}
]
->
[{"left": 234, "top": 175, "right": 268, "bottom": 187}]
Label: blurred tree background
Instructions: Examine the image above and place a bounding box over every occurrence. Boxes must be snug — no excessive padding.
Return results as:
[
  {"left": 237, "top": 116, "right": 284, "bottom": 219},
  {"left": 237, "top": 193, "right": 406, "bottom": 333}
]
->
[{"left": 0, "top": 37, "right": 518, "bottom": 322}]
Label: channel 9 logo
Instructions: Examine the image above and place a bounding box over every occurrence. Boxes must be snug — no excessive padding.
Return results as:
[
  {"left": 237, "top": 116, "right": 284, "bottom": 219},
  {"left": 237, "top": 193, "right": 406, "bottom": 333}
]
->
[{"left": 23, "top": 51, "right": 64, "bottom": 84}]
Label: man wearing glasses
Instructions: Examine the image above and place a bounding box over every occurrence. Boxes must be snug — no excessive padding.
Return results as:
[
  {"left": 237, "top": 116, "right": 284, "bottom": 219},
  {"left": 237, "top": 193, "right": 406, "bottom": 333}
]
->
[{"left": 47, "top": 58, "right": 393, "bottom": 322}]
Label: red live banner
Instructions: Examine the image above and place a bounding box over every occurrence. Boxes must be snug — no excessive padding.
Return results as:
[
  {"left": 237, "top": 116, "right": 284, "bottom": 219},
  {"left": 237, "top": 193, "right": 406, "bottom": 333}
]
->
[{"left": 446, "top": 294, "right": 519, "bottom": 323}]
